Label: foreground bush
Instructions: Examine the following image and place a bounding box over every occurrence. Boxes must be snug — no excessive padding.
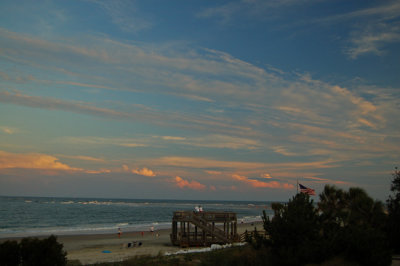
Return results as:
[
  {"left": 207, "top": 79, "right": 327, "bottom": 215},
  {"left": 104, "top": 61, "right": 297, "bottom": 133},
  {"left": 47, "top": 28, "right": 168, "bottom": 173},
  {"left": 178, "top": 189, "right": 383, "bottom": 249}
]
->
[
  {"left": 387, "top": 168, "right": 400, "bottom": 253},
  {"left": 263, "top": 193, "right": 323, "bottom": 265},
  {"left": 250, "top": 185, "right": 392, "bottom": 266},
  {"left": 0, "top": 240, "right": 20, "bottom": 266},
  {"left": 0, "top": 235, "right": 66, "bottom": 266}
]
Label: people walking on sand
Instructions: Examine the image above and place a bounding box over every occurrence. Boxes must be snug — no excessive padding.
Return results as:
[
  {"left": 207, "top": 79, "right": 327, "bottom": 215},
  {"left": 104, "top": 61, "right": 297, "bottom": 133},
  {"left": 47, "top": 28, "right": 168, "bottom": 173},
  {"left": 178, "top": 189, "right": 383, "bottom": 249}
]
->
[
  {"left": 194, "top": 205, "right": 200, "bottom": 212},
  {"left": 118, "top": 228, "right": 122, "bottom": 238},
  {"left": 150, "top": 226, "right": 154, "bottom": 235}
]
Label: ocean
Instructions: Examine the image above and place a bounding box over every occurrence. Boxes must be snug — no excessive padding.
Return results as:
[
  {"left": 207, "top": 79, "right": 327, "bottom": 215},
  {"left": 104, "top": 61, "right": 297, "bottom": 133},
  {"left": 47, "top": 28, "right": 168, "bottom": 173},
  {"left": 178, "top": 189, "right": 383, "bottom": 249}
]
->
[{"left": 0, "top": 196, "right": 273, "bottom": 238}]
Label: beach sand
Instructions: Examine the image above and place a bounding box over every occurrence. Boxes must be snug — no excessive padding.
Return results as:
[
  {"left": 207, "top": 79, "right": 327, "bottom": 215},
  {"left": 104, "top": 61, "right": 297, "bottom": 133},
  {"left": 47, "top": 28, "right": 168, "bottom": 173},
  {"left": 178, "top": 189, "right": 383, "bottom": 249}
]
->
[{"left": 60, "top": 221, "right": 264, "bottom": 264}]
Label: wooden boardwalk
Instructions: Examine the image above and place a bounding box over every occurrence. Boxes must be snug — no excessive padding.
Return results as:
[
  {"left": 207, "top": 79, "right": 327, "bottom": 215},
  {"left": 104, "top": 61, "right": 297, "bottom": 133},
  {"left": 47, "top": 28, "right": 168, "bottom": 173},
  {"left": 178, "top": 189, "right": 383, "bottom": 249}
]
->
[{"left": 170, "top": 211, "right": 239, "bottom": 247}]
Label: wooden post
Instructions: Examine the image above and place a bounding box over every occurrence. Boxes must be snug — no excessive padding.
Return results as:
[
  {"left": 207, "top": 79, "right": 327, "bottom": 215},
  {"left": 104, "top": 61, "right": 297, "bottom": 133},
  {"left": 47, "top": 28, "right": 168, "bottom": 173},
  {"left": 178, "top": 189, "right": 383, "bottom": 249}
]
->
[{"left": 188, "top": 222, "right": 190, "bottom": 245}]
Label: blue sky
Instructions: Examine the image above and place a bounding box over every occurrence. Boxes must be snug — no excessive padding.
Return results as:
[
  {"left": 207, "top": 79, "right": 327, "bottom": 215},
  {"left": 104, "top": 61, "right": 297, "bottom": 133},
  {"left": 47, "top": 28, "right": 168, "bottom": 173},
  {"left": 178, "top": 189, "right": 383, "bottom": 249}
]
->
[{"left": 0, "top": 0, "right": 399, "bottom": 201}]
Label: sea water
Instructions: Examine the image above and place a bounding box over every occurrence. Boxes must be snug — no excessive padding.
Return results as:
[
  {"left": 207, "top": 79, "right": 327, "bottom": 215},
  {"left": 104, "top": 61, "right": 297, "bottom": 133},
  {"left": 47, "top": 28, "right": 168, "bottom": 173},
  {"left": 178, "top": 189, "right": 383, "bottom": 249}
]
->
[{"left": 0, "top": 196, "right": 273, "bottom": 238}]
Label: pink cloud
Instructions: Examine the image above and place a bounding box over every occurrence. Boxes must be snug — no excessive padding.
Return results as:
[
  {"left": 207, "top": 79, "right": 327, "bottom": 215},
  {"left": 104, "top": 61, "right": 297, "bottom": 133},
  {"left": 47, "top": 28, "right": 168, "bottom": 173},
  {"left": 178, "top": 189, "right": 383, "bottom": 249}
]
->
[
  {"left": 205, "top": 170, "right": 222, "bottom": 175},
  {"left": 85, "top": 169, "right": 111, "bottom": 174},
  {"left": 132, "top": 167, "right": 156, "bottom": 177},
  {"left": 0, "top": 150, "right": 111, "bottom": 175},
  {"left": 0, "top": 150, "right": 81, "bottom": 172},
  {"left": 174, "top": 176, "right": 206, "bottom": 190},
  {"left": 232, "top": 174, "right": 294, "bottom": 189},
  {"left": 262, "top": 173, "right": 272, "bottom": 179}
]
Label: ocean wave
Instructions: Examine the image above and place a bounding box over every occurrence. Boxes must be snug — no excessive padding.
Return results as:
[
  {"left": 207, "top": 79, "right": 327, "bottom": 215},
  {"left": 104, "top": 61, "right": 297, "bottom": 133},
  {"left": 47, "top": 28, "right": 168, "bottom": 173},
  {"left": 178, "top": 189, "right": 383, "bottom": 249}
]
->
[
  {"left": 0, "top": 221, "right": 172, "bottom": 238},
  {"left": 61, "top": 201, "right": 74, "bottom": 204}
]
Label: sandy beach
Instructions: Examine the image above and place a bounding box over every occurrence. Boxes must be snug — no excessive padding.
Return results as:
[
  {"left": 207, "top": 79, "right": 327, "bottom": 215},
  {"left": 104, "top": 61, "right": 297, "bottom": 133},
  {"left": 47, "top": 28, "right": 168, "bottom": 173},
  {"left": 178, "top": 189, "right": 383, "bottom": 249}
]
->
[{"left": 58, "top": 221, "right": 264, "bottom": 264}]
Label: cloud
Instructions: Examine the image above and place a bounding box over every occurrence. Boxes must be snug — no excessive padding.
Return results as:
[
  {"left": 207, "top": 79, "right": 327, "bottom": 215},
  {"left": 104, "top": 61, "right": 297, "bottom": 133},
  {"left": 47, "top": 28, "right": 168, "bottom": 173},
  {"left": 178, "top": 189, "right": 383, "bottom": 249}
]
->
[
  {"left": 262, "top": 173, "right": 272, "bottom": 179},
  {"left": 1, "top": 27, "right": 399, "bottom": 181},
  {"left": 0, "top": 91, "right": 131, "bottom": 120},
  {"left": 0, "top": 150, "right": 113, "bottom": 175},
  {"left": 303, "top": 176, "right": 351, "bottom": 185},
  {"left": 160, "top": 136, "right": 187, "bottom": 141},
  {"left": 197, "top": 0, "right": 317, "bottom": 25},
  {"left": 272, "top": 146, "right": 297, "bottom": 156},
  {"left": 57, "top": 155, "right": 105, "bottom": 162},
  {"left": 205, "top": 170, "right": 222, "bottom": 175},
  {"left": 132, "top": 167, "right": 156, "bottom": 177},
  {"left": 155, "top": 156, "right": 337, "bottom": 172},
  {"left": 85, "top": 169, "right": 111, "bottom": 174},
  {"left": 174, "top": 176, "right": 206, "bottom": 190},
  {"left": 201, "top": 1, "right": 400, "bottom": 59},
  {"left": 122, "top": 165, "right": 130, "bottom": 172},
  {"left": 0, "top": 150, "right": 81, "bottom": 172},
  {"left": 0, "top": 126, "right": 17, "bottom": 135},
  {"left": 156, "top": 134, "right": 262, "bottom": 150},
  {"left": 119, "top": 143, "right": 147, "bottom": 148},
  {"left": 88, "top": 0, "right": 152, "bottom": 33},
  {"left": 346, "top": 22, "right": 400, "bottom": 59},
  {"left": 60, "top": 136, "right": 148, "bottom": 148},
  {"left": 232, "top": 174, "right": 294, "bottom": 189},
  {"left": 0, "top": 90, "right": 250, "bottom": 136},
  {"left": 310, "top": 1, "right": 400, "bottom": 59}
]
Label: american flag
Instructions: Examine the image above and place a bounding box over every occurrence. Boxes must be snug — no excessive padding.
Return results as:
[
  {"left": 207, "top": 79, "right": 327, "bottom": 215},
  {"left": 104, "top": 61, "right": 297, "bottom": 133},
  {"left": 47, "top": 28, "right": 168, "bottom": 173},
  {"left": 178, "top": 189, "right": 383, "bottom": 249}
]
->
[{"left": 299, "top": 183, "right": 316, "bottom": 196}]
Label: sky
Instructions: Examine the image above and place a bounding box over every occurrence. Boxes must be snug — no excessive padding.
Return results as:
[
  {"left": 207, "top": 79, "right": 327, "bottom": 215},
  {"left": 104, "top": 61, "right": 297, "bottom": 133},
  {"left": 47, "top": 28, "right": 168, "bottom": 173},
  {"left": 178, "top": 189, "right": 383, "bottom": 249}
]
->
[{"left": 0, "top": 0, "right": 399, "bottom": 201}]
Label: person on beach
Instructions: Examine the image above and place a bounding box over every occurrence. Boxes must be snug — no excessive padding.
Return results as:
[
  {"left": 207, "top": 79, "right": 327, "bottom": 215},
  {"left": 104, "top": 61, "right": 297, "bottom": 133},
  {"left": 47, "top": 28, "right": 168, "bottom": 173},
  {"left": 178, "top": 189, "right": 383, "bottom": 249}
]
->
[
  {"left": 194, "top": 205, "right": 199, "bottom": 212},
  {"left": 118, "top": 228, "right": 122, "bottom": 238},
  {"left": 199, "top": 205, "right": 203, "bottom": 212},
  {"left": 150, "top": 226, "right": 154, "bottom": 235}
]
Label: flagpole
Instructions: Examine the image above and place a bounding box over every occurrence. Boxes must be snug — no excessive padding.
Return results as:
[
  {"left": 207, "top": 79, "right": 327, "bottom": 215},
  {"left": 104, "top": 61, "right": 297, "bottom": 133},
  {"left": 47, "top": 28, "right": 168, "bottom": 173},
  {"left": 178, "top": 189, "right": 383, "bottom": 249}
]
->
[{"left": 297, "top": 179, "right": 299, "bottom": 194}]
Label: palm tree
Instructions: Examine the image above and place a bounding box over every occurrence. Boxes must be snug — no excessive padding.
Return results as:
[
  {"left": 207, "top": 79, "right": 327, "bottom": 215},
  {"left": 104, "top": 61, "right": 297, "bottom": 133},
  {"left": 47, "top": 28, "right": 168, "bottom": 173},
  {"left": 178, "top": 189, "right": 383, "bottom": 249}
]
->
[
  {"left": 318, "top": 185, "right": 346, "bottom": 226},
  {"left": 344, "top": 187, "right": 386, "bottom": 228}
]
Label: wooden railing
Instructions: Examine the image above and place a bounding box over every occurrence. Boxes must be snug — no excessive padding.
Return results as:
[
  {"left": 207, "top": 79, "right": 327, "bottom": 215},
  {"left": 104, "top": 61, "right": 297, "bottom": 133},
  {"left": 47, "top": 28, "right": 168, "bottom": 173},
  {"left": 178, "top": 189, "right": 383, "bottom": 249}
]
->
[
  {"left": 240, "top": 230, "right": 268, "bottom": 242},
  {"left": 191, "top": 214, "right": 230, "bottom": 243}
]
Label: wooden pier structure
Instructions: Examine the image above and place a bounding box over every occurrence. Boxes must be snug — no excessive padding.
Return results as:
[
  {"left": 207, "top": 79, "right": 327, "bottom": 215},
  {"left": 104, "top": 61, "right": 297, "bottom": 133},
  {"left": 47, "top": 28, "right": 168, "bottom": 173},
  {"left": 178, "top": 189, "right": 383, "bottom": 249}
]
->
[{"left": 170, "top": 211, "right": 239, "bottom": 247}]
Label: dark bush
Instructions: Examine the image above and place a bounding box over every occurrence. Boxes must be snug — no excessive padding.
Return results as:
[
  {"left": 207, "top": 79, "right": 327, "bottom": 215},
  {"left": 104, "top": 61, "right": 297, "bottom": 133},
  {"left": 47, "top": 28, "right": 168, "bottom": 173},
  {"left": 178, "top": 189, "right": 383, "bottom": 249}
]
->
[
  {"left": 263, "top": 193, "right": 322, "bottom": 265},
  {"left": 334, "top": 225, "right": 391, "bottom": 266},
  {"left": 0, "top": 235, "right": 66, "bottom": 266},
  {"left": 387, "top": 167, "right": 400, "bottom": 253},
  {"left": 20, "top": 235, "right": 66, "bottom": 266},
  {"left": 0, "top": 240, "right": 20, "bottom": 266}
]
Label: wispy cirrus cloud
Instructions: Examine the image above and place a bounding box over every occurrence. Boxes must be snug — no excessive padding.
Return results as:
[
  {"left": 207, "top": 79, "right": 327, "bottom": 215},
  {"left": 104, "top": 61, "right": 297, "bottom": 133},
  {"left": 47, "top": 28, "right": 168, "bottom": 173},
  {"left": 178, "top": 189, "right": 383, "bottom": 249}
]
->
[
  {"left": 311, "top": 1, "right": 400, "bottom": 58},
  {"left": 0, "top": 90, "right": 250, "bottom": 135},
  {"left": 346, "top": 22, "right": 400, "bottom": 59},
  {"left": 57, "top": 154, "right": 105, "bottom": 162},
  {"left": 153, "top": 156, "right": 338, "bottom": 175},
  {"left": 0, "top": 91, "right": 131, "bottom": 120},
  {"left": 154, "top": 134, "right": 262, "bottom": 150},
  {"left": 1, "top": 27, "right": 399, "bottom": 173},
  {"left": 197, "top": 0, "right": 319, "bottom": 25},
  {"left": 59, "top": 136, "right": 147, "bottom": 148},
  {"left": 198, "top": 1, "right": 400, "bottom": 59},
  {"left": 87, "top": 0, "right": 152, "bottom": 33}
]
